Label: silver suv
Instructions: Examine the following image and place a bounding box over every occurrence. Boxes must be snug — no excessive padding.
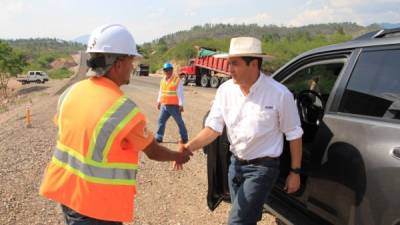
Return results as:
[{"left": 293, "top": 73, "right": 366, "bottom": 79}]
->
[{"left": 205, "top": 28, "right": 400, "bottom": 225}]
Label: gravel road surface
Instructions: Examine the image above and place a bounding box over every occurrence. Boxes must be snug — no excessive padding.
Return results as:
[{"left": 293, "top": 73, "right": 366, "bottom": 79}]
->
[{"left": 0, "top": 75, "right": 277, "bottom": 225}]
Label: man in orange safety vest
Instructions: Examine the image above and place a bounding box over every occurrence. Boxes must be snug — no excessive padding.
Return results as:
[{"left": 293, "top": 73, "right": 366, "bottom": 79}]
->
[{"left": 39, "top": 24, "right": 192, "bottom": 225}]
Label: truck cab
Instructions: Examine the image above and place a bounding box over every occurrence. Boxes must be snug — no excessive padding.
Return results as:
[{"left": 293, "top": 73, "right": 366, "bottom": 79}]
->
[{"left": 135, "top": 64, "right": 149, "bottom": 76}]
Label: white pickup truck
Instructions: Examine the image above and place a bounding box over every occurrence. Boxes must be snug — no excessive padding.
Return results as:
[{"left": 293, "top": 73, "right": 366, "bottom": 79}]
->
[{"left": 17, "top": 71, "right": 49, "bottom": 84}]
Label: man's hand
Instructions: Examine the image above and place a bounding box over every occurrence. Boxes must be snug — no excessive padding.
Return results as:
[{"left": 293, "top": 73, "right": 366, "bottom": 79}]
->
[
  {"left": 157, "top": 103, "right": 161, "bottom": 110},
  {"left": 173, "top": 143, "right": 190, "bottom": 170},
  {"left": 174, "top": 145, "right": 192, "bottom": 164},
  {"left": 284, "top": 172, "right": 300, "bottom": 193},
  {"left": 179, "top": 106, "right": 184, "bottom": 112}
]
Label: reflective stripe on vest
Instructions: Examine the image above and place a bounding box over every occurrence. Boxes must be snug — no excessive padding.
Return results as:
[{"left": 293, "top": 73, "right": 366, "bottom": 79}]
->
[
  {"left": 161, "top": 90, "right": 177, "bottom": 96},
  {"left": 57, "top": 84, "right": 79, "bottom": 137},
  {"left": 160, "top": 76, "right": 179, "bottom": 104},
  {"left": 55, "top": 95, "right": 140, "bottom": 185},
  {"left": 87, "top": 96, "right": 139, "bottom": 163},
  {"left": 52, "top": 143, "right": 137, "bottom": 185}
]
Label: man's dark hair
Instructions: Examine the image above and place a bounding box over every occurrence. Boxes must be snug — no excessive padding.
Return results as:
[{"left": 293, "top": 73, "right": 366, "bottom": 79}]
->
[{"left": 241, "top": 57, "right": 262, "bottom": 70}]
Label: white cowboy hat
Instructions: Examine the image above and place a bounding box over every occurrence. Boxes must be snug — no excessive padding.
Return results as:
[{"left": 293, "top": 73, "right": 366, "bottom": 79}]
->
[{"left": 214, "top": 37, "right": 271, "bottom": 59}]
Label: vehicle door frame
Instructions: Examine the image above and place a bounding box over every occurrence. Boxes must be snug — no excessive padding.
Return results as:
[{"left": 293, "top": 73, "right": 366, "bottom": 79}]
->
[{"left": 270, "top": 49, "right": 359, "bottom": 215}]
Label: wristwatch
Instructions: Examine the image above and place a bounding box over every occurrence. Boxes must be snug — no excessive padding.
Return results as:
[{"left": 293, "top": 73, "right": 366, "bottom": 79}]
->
[{"left": 290, "top": 168, "right": 301, "bottom": 174}]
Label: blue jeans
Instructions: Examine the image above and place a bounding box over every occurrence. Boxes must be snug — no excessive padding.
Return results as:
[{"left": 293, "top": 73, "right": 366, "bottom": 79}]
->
[
  {"left": 156, "top": 105, "right": 188, "bottom": 142},
  {"left": 228, "top": 156, "right": 280, "bottom": 225},
  {"left": 61, "top": 205, "right": 122, "bottom": 225}
]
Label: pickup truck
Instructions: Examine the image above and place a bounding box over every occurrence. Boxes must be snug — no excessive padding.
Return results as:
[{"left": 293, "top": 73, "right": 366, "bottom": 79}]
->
[
  {"left": 205, "top": 28, "right": 400, "bottom": 225},
  {"left": 17, "top": 71, "right": 49, "bottom": 84}
]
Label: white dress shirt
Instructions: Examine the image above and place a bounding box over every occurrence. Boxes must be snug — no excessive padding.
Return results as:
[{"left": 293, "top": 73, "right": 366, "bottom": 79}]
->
[
  {"left": 205, "top": 73, "right": 303, "bottom": 160},
  {"left": 157, "top": 77, "right": 184, "bottom": 106}
]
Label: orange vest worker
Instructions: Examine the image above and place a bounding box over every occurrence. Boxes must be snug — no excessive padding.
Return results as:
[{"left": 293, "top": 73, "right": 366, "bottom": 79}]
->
[
  {"left": 40, "top": 76, "right": 153, "bottom": 222},
  {"left": 159, "top": 76, "right": 180, "bottom": 105}
]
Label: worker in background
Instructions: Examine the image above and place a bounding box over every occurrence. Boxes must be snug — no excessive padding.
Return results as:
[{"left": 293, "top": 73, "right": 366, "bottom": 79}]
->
[
  {"left": 178, "top": 37, "right": 303, "bottom": 225},
  {"left": 39, "top": 24, "right": 192, "bottom": 225},
  {"left": 155, "top": 63, "right": 188, "bottom": 144}
]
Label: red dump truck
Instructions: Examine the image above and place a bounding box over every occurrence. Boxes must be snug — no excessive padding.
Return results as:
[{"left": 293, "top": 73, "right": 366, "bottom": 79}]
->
[{"left": 179, "top": 48, "right": 231, "bottom": 88}]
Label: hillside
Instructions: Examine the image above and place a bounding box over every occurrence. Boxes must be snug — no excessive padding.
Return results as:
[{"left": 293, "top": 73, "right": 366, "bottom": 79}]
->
[
  {"left": 139, "top": 22, "right": 380, "bottom": 73},
  {"left": 4, "top": 38, "right": 85, "bottom": 79},
  {"left": 149, "top": 22, "right": 381, "bottom": 47}
]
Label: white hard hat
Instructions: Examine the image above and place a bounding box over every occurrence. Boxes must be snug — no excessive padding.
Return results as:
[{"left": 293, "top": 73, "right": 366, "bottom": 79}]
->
[{"left": 86, "top": 24, "right": 142, "bottom": 57}]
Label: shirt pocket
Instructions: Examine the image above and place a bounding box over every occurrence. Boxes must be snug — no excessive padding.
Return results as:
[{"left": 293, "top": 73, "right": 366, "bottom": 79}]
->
[{"left": 250, "top": 109, "right": 277, "bottom": 137}]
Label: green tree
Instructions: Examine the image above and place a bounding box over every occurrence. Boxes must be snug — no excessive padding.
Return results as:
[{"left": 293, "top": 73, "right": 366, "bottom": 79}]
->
[{"left": 0, "top": 41, "right": 26, "bottom": 98}]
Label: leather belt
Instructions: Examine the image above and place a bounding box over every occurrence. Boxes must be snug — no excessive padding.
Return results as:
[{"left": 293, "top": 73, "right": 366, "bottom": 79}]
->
[{"left": 233, "top": 154, "right": 278, "bottom": 165}]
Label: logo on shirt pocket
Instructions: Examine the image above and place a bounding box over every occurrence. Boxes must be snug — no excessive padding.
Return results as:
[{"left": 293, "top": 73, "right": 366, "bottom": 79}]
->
[{"left": 264, "top": 105, "right": 275, "bottom": 110}]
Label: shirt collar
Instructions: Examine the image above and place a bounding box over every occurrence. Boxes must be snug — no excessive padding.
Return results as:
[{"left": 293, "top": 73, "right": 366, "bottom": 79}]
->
[{"left": 248, "top": 72, "right": 265, "bottom": 95}]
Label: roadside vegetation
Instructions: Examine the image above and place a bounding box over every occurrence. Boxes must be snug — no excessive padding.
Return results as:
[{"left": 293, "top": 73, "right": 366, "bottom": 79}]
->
[
  {"left": 6, "top": 38, "right": 84, "bottom": 79},
  {"left": 139, "top": 22, "right": 379, "bottom": 73},
  {"left": 0, "top": 40, "right": 26, "bottom": 98},
  {"left": 48, "top": 67, "right": 73, "bottom": 79},
  {"left": 0, "top": 38, "right": 84, "bottom": 108}
]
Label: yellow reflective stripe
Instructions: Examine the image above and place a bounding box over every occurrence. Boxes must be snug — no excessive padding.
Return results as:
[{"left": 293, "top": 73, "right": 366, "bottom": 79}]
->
[
  {"left": 51, "top": 157, "right": 136, "bottom": 185},
  {"left": 57, "top": 142, "right": 138, "bottom": 170},
  {"left": 57, "top": 83, "right": 79, "bottom": 137},
  {"left": 162, "top": 92, "right": 177, "bottom": 96},
  {"left": 87, "top": 96, "right": 127, "bottom": 160},
  {"left": 102, "top": 107, "right": 140, "bottom": 163}
]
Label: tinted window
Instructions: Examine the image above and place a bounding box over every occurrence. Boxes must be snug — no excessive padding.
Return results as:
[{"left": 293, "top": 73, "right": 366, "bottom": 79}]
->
[
  {"left": 339, "top": 49, "right": 400, "bottom": 120},
  {"left": 283, "top": 62, "right": 344, "bottom": 102}
]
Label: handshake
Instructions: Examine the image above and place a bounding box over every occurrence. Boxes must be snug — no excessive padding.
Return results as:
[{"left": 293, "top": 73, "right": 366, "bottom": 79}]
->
[{"left": 172, "top": 143, "right": 192, "bottom": 170}]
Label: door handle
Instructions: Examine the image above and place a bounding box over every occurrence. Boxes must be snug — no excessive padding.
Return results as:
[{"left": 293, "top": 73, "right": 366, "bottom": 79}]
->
[{"left": 391, "top": 148, "right": 400, "bottom": 159}]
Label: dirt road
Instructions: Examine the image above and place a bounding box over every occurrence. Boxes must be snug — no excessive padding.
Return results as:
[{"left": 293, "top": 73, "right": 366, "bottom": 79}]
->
[{"left": 0, "top": 76, "right": 276, "bottom": 225}]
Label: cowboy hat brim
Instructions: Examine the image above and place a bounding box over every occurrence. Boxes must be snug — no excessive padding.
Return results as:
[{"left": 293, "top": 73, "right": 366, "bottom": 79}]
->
[{"left": 213, "top": 53, "right": 273, "bottom": 60}]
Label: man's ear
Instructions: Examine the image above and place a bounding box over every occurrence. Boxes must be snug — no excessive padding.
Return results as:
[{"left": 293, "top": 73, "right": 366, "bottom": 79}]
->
[
  {"left": 115, "top": 60, "right": 121, "bottom": 69},
  {"left": 108, "top": 63, "right": 118, "bottom": 75},
  {"left": 111, "top": 60, "right": 123, "bottom": 73},
  {"left": 250, "top": 59, "right": 258, "bottom": 68}
]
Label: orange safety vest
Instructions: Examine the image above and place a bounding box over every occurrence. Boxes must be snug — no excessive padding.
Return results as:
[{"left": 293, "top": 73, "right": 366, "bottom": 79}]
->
[
  {"left": 160, "top": 76, "right": 180, "bottom": 105},
  {"left": 40, "top": 77, "right": 153, "bottom": 222}
]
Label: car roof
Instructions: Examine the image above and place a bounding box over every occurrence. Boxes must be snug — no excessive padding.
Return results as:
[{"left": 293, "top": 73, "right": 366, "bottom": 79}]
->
[
  {"left": 306, "top": 30, "right": 400, "bottom": 55},
  {"left": 272, "top": 28, "right": 400, "bottom": 76}
]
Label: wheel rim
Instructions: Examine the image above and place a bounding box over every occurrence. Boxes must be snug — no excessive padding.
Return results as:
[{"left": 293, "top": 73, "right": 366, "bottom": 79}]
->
[
  {"left": 201, "top": 76, "right": 209, "bottom": 87},
  {"left": 210, "top": 77, "right": 219, "bottom": 88}
]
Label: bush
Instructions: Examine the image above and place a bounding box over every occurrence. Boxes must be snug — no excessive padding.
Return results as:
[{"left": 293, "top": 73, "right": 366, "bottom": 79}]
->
[{"left": 49, "top": 68, "right": 73, "bottom": 79}]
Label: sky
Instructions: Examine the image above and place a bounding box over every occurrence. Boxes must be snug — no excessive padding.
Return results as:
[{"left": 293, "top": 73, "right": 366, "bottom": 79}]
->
[{"left": 1, "top": 0, "right": 400, "bottom": 44}]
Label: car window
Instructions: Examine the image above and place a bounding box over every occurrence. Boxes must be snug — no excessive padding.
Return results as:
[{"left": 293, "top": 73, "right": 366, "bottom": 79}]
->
[
  {"left": 339, "top": 49, "right": 400, "bottom": 121},
  {"left": 29, "top": 72, "right": 34, "bottom": 75},
  {"left": 282, "top": 61, "right": 345, "bottom": 102}
]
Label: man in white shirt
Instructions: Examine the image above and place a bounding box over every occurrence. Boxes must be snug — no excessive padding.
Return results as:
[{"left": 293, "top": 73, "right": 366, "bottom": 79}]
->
[{"left": 179, "top": 37, "right": 303, "bottom": 225}]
